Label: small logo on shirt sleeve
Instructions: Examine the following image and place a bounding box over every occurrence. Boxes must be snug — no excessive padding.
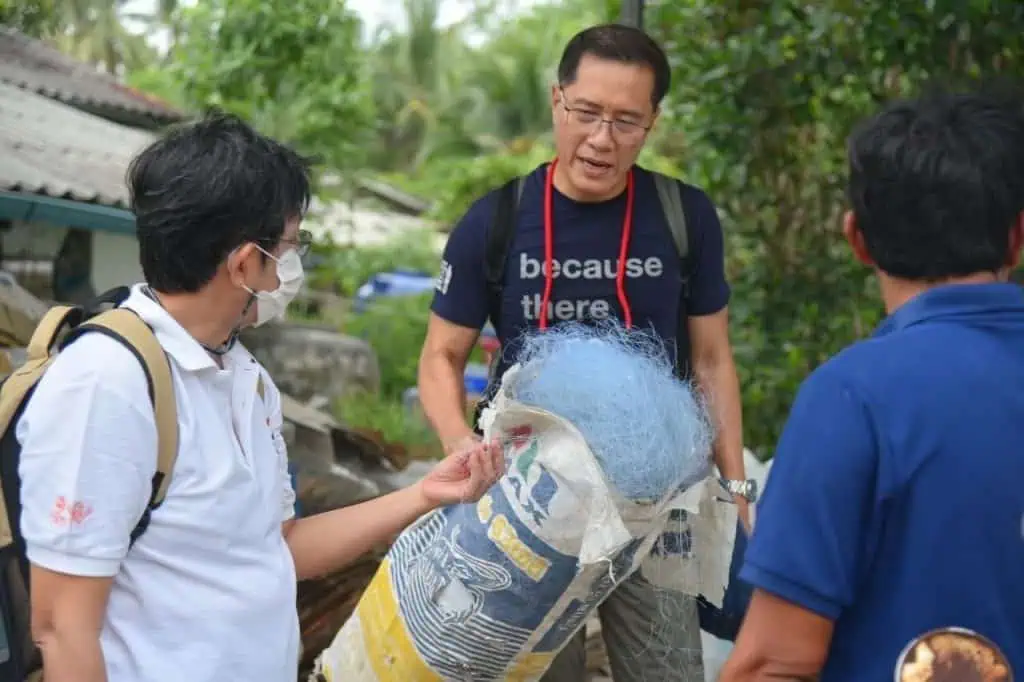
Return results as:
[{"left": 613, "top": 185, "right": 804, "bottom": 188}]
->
[
  {"left": 50, "top": 495, "right": 93, "bottom": 527},
  {"left": 436, "top": 259, "right": 453, "bottom": 295}
]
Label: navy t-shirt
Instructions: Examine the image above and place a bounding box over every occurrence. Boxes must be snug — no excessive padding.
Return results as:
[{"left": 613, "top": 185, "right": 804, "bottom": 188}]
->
[
  {"left": 431, "top": 163, "right": 730, "bottom": 377},
  {"left": 741, "top": 283, "right": 1024, "bottom": 680}
]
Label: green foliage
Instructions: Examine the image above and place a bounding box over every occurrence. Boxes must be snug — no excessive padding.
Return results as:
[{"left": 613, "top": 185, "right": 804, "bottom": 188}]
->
[
  {"left": 344, "top": 293, "right": 432, "bottom": 400},
  {"left": 125, "top": 66, "right": 188, "bottom": 111},
  {"left": 307, "top": 230, "right": 442, "bottom": 399},
  {"left": 0, "top": 0, "right": 62, "bottom": 35},
  {"left": 427, "top": 142, "right": 555, "bottom": 226},
  {"left": 308, "top": 237, "right": 439, "bottom": 451},
  {"left": 363, "top": 0, "right": 612, "bottom": 174},
  {"left": 335, "top": 390, "right": 442, "bottom": 460},
  {"left": 311, "top": 235, "right": 486, "bottom": 452},
  {"left": 315, "top": 245, "right": 440, "bottom": 456},
  {"left": 168, "top": 0, "right": 374, "bottom": 171},
  {"left": 647, "top": 0, "right": 1024, "bottom": 455},
  {"left": 308, "top": 230, "right": 441, "bottom": 296}
]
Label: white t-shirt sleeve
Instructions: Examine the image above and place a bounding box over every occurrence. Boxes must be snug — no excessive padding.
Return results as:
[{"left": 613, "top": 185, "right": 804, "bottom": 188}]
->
[
  {"left": 258, "top": 370, "right": 296, "bottom": 523},
  {"left": 17, "top": 333, "right": 159, "bottom": 578}
]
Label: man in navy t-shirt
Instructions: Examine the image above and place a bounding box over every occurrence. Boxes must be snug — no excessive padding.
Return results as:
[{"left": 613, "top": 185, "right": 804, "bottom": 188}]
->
[
  {"left": 720, "top": 89, "right": 1024, "bottom": 681},
  {"left": 419, "top": 23, "right": 749, "bottom": 682},
  {"left": 432, "top": 163, "right": 730, "bottom": 381}
]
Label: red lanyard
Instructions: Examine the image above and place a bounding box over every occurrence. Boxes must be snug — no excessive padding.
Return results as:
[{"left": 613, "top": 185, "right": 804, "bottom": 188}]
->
[{"left": 540, "top": 158, "right": 635, "bottom": 330}]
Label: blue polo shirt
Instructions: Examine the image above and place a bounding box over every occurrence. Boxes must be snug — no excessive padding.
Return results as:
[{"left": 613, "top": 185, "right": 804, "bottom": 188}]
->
[
  {"left": 430, "top": 163, "right": 730, "bottom": 378},
  {"left": 741, "top": 282, "right": 1024, "bottom": 680}
]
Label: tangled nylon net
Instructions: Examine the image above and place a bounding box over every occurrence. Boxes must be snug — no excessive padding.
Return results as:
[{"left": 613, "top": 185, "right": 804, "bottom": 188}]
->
[{"left": 502, "top": 320, "right": 715, "bottom": 503}]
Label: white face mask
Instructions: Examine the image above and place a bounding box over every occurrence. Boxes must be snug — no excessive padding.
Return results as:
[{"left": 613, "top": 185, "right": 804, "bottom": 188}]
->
[{"left": 243, "top": 247, "right": 305, "bottom": 326}]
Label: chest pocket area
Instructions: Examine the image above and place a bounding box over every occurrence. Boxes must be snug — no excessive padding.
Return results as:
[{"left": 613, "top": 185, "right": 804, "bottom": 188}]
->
[{"left": 183, "top": 379, "right": 283, "bottom": 544}]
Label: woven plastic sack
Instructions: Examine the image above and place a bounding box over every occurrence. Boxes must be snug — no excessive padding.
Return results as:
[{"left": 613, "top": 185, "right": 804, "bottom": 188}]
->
[{"left": 310, "top": 367, "right": 712, "bottom": 682}]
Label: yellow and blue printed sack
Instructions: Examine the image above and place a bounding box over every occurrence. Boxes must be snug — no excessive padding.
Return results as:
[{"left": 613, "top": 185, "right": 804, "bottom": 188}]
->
[{"left": 310, "top": 370, "right": 727, "bottom": 682}]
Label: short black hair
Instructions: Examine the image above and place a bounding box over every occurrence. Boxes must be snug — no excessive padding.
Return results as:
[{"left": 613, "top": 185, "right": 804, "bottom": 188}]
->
[
  {"left": 556, "top": 23, "right": 671, "bottom": 109},
  {"left": 127, "top": 111, "right": 312, "bottom": 294},
  {"left": 846, "top": 85, "right": 1024, "bottom": 280}
]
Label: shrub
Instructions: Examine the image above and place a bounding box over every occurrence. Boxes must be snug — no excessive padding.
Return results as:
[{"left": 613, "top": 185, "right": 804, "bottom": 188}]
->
[
  {"left": 308, "top": 228, "right": 442, "bottom": 297},
  {"left": 343, "top": 292, "right": 433, "bottom": 400}
]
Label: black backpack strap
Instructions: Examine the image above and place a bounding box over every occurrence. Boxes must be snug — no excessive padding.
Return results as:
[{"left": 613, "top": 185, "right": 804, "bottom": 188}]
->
[
  {"left": 484, "top": 176, "right": 526, "bottom": 332},
  {"left": 475, "top": 176, "right": 525, "bottom": 435},
  {"left": 653, "top": 172, "right": 695, "bottom": 379}
]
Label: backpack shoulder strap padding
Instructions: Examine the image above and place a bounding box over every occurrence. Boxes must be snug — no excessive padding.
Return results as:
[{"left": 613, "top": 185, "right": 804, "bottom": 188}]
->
[
  {"left": 484, "top": 176, "right": 526, "bottom": 330},
  {"left": 484, "top": 176, "right": 525, "bottom": 288},
  {"left": 652, "top": 172, "right": 697, "bottom": 379},
  {"left": 73, "top": 309, "right": 178, "bottom": 508},
  {"left": 0, "top": 306, "right": 85, "bottom": 552},
  {"left": 652, "top": 171, "right": 689, "bottom": 262},
  {"left": 0, "top": 306, "right": 83, "bottom": 436}
]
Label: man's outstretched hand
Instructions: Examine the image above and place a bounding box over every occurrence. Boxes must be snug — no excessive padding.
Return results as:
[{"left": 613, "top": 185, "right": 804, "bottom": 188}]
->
[{"left": 417, "top": 437, "right": 505, "bottom": 507}]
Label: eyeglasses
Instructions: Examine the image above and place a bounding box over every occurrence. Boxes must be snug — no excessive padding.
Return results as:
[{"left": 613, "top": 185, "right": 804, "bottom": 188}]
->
[
  {"left": 559, "top": 88, "right": 651, "bottom": 144},
  {"left": 279, "top": 229, "right": 313, "bottom": 258}
]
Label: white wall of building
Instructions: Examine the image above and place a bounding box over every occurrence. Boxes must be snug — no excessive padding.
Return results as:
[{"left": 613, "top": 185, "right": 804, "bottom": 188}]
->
[{"left": 91, "top": 230, "right": 143, "bottom": 291}]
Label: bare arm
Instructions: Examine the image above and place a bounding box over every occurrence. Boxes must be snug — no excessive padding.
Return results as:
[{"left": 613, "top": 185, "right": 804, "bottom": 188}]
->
[
  {"left": 682, "top": 188, "right": 746, "bottom": 519},
  {"left": 31, "top": 568, "right": 112, "bottom": 682},
  {"left": 689, "top": 307, "right": 747, "bottom": 507},
  {"left": 417, "top": 312, "right": 482, "bottom": 452},
  {"left": 719, "top": 590, "right": 834, "bottom": 681},
  {"left": 283, "top": 485, "right": 432, "bottom": 580},
  {"left": 283, "top": 440, "right": 502, "bottom": 580},
  {"left": 272, "top": 381, "right": 426, "bottom": 578},
  {"left": 18, "top": 335, "right": 160, "bottom": 682}
]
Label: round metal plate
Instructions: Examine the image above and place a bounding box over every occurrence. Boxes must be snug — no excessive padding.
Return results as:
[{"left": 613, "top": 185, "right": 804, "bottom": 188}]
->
[{"left": 894, "top": 626, "right": 1013, "bottom": 682}]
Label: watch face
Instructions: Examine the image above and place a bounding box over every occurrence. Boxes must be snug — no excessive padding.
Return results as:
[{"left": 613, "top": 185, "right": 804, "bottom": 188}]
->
[
  {"left": 734, "top": 480, "right": 756, "bottom": 500},
  {"left": 894, "top": 627, "right": 1012, "bottom": 682}
]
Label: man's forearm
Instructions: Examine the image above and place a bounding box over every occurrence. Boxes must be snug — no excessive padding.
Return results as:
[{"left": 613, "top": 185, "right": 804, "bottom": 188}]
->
[
  {"left": 37, "top": 629, "right": 106, "bottom": 682},
  {"left": 286, "top": 484, "right": 434, "bottom": 580},
  {"left": 695, "top": 355, "right": 745, "bottom": 480},
  {"left": 720, "top": 650, "right": 820, "bottom": 682},
  {"left": 418, "top": 353, "right": 475, "bottom": 449}
]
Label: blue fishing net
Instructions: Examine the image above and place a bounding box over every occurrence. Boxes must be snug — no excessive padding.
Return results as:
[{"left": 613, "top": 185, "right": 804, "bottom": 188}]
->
[{"left": 503, "top": 321, "right": 714, "bottom": 503}]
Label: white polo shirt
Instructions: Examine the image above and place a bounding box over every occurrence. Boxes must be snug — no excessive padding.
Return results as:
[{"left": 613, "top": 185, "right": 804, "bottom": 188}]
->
[{"left": 17, "top": 284, "right": 300, "bottom": 682}]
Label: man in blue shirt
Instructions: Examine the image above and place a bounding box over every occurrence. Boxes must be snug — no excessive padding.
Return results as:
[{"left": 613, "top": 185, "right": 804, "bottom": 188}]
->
[
  {"left": 720, "top": 88, "right": 1024, "bottom": 681},
  {"left": 419, "top": 23, "right": 750, "bottom": 682}
]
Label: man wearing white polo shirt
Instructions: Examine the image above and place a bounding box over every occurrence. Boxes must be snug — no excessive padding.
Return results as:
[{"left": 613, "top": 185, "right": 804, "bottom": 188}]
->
[{"left": 18, "top": 112, "right": 503, "bottom": 682}]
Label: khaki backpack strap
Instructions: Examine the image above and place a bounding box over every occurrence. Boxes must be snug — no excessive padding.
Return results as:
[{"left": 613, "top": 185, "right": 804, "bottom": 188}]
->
[
  {"left": 0, "top": 306, "right": 82, "bottom": 434},
  {"left": 78, "top": 309, "right": 178, "bottom": 507},
  {"left": 25, "top": 305, "right": 82, "bottom": 363},
  {"left": 0, "top": 306, "right": 83, "bottom": 550},
  {"left": 257, "top": 374, "right": 265, "bottom": 401}
]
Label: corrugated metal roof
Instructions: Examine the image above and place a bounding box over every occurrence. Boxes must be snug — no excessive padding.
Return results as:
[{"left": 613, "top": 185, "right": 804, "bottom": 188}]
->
[
  {"left": 0, "top": 26, "right": 185, "bottom": 127},
  {"left": 0, "top": 81, "right": 157, "bottom": 207}
]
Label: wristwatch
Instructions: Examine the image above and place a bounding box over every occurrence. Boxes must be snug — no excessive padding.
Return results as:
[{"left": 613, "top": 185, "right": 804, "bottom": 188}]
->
[{"left": 720, "top": 477, "right": 758, "bottom": 504}]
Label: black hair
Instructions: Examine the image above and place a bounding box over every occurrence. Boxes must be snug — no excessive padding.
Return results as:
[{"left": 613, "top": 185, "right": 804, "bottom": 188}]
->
[
  {"left": 127, "top": 111, "right": 312, "bottom": 294},
  {"left": 556, "top": 23, "right": 671, "bottom": 109},
  {"left": 846, "top": 85, "right": 1024, "bottom": 280}
]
